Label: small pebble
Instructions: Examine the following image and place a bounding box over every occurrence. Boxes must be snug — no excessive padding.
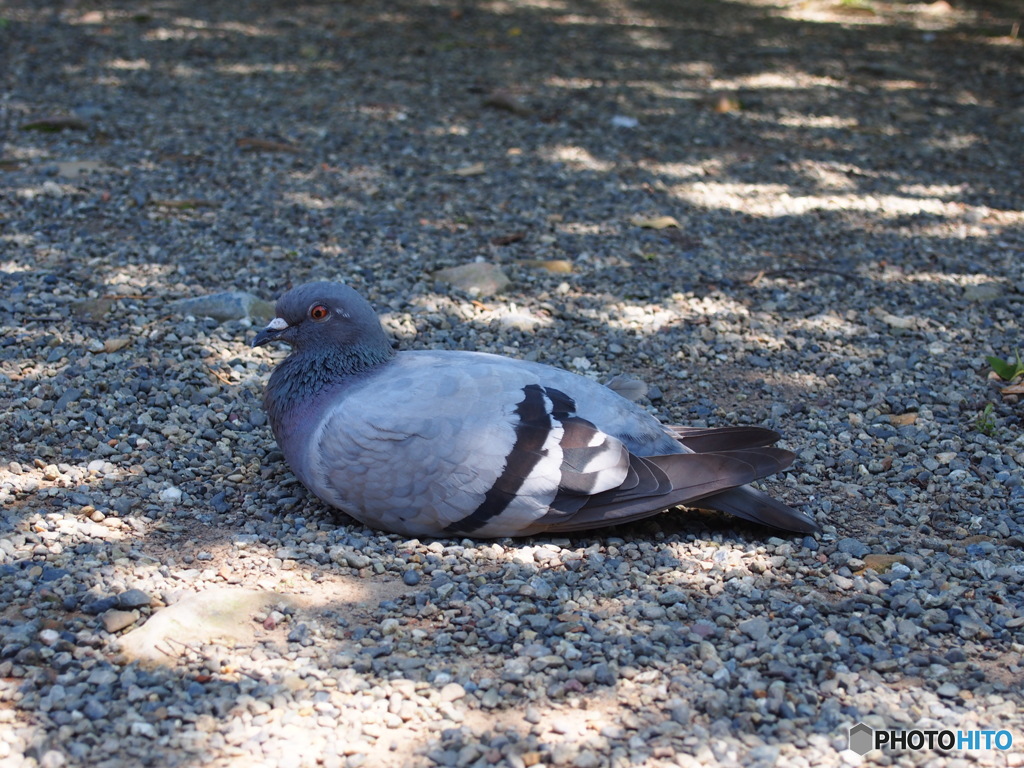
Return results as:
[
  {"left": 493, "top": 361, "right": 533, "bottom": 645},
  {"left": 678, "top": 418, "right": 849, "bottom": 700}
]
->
[
  {"left": 101, "top": 610, "right": 140, "bottom": 633},
  {"left": 118, "top": 589, "right": 153, "bottom": 609}
]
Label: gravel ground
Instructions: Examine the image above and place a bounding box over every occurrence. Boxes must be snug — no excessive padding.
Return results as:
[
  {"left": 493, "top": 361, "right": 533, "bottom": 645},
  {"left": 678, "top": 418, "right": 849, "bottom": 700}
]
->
[{"left": 2, "top": 0, "right": 1024, "bottom": 766}]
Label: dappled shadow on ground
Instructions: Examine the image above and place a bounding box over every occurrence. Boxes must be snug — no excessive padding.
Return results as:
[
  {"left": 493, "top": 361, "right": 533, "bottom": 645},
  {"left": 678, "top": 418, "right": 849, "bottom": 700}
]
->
[
  {"left": 1, "top": 0, "right": 1023, "bottom": 765},
  {"left": 4, "top": 505, "right": 1020, "bottom": 767}
]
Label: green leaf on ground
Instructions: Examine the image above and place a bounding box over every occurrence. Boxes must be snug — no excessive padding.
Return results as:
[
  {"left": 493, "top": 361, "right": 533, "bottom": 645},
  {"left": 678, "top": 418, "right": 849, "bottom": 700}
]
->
[{"left": 986, "top": 352, "right": 1024, "bottom": 382}]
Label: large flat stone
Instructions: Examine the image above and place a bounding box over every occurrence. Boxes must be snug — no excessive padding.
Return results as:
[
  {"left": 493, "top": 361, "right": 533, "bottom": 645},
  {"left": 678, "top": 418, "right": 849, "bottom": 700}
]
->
[{"left": 119, "top": 588, "right": 298, "bottom": 665}]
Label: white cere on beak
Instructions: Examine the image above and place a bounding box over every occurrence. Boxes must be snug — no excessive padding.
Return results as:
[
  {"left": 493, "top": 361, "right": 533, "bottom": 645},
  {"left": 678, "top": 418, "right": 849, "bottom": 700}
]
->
[{"left": 266, "top": 317, "right": 289, "bottom": 331}]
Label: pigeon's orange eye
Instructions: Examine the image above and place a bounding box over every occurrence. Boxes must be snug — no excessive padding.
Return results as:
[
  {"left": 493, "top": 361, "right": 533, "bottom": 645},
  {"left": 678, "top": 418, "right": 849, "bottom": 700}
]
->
[{"left": 309, "top": 304, "right": 330, "bottom": 321}]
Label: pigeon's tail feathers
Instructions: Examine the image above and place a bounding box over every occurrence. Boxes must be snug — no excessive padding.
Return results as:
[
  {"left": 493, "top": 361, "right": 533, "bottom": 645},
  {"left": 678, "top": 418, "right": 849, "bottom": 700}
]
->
[
  {"left": 536, "top": 447, "right": 816, "bottom": 535},
  {"left": 537, "top": 451, "right": 761, "bottom": 534},
  {"left": 697, "top": 485, "right": 819, "bottom": 533},
  {"left": 719, "top": 447, "right": 796, "bottom": 478},
  {"left": 667, "top": 425, "right": 783, "bottom": 453}
]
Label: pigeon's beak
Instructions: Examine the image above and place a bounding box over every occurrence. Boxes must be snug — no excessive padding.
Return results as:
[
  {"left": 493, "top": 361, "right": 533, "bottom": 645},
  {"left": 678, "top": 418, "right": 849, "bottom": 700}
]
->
[{"left": 252, "top": 317, "right": 292, "bottom": 348}]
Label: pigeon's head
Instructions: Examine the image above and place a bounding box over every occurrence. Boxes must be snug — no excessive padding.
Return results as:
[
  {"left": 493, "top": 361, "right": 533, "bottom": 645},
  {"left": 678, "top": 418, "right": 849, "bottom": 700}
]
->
[{"left": 252, "top": 281, "right": 390, "bottom": 355}]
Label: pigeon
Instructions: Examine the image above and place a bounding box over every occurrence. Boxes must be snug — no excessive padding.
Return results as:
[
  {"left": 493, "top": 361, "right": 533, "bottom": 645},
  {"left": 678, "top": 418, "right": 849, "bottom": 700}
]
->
[{"left": 252, "top": 281, "right": 818, "bottom": 538}]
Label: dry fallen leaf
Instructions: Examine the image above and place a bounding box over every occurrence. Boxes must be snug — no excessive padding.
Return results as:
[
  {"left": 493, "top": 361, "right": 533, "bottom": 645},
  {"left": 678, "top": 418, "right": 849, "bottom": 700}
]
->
[
  {"left": 159, "top": 152, "right": 204, "bottom": 164},
  {"left": 21, "top": 116, "right": 89, "bottom": 132},
  {"left": 872, "top": 308, "right": 919, "bottom": 330},
  {"left": 102, "top": 338, "right": 132, "bottom": 353},
  {"left": 236, "top": 138, "right": 302, "bottom": 154},
  {"left": 483, "top": 90, "right": 532, "bottom": 116},
  {"left": 1001, "top": 383, "right": 1024, "bottom": 396},
  {"left": 889, "top": 412, "right": 918, "bottom": 426},
  {"left": 519, "top": 259, "right": 574, "bottom": 274},
  {"left": 491, "top": 231, "right": 526, "bottom": 246},
  {"left": 712, "top": 95, "right": 742, "bottom": 114},
  {"left": 631, "top": 215, "right": 680, "bottom": 230},
  {"left": 452, "top": 162, "right": 486, "bottom": 177},
  {"left": 854, "top": 554, "right": 906, "bottom": 575},
  {"left": 151, "top": 199, "right": 220, "bottom": 209}
]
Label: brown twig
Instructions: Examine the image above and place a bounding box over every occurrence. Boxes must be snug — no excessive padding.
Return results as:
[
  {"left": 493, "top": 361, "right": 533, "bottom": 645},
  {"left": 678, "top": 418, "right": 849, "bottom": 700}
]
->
[{"left": 210, "top": 368, "right": 234, "bottom": 386}]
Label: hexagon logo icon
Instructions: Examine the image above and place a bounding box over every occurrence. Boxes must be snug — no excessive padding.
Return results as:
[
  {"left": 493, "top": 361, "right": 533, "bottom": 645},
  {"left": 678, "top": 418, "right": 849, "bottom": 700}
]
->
[{"left": 848, "top": 723, "right": 874, "bottom": 755}]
